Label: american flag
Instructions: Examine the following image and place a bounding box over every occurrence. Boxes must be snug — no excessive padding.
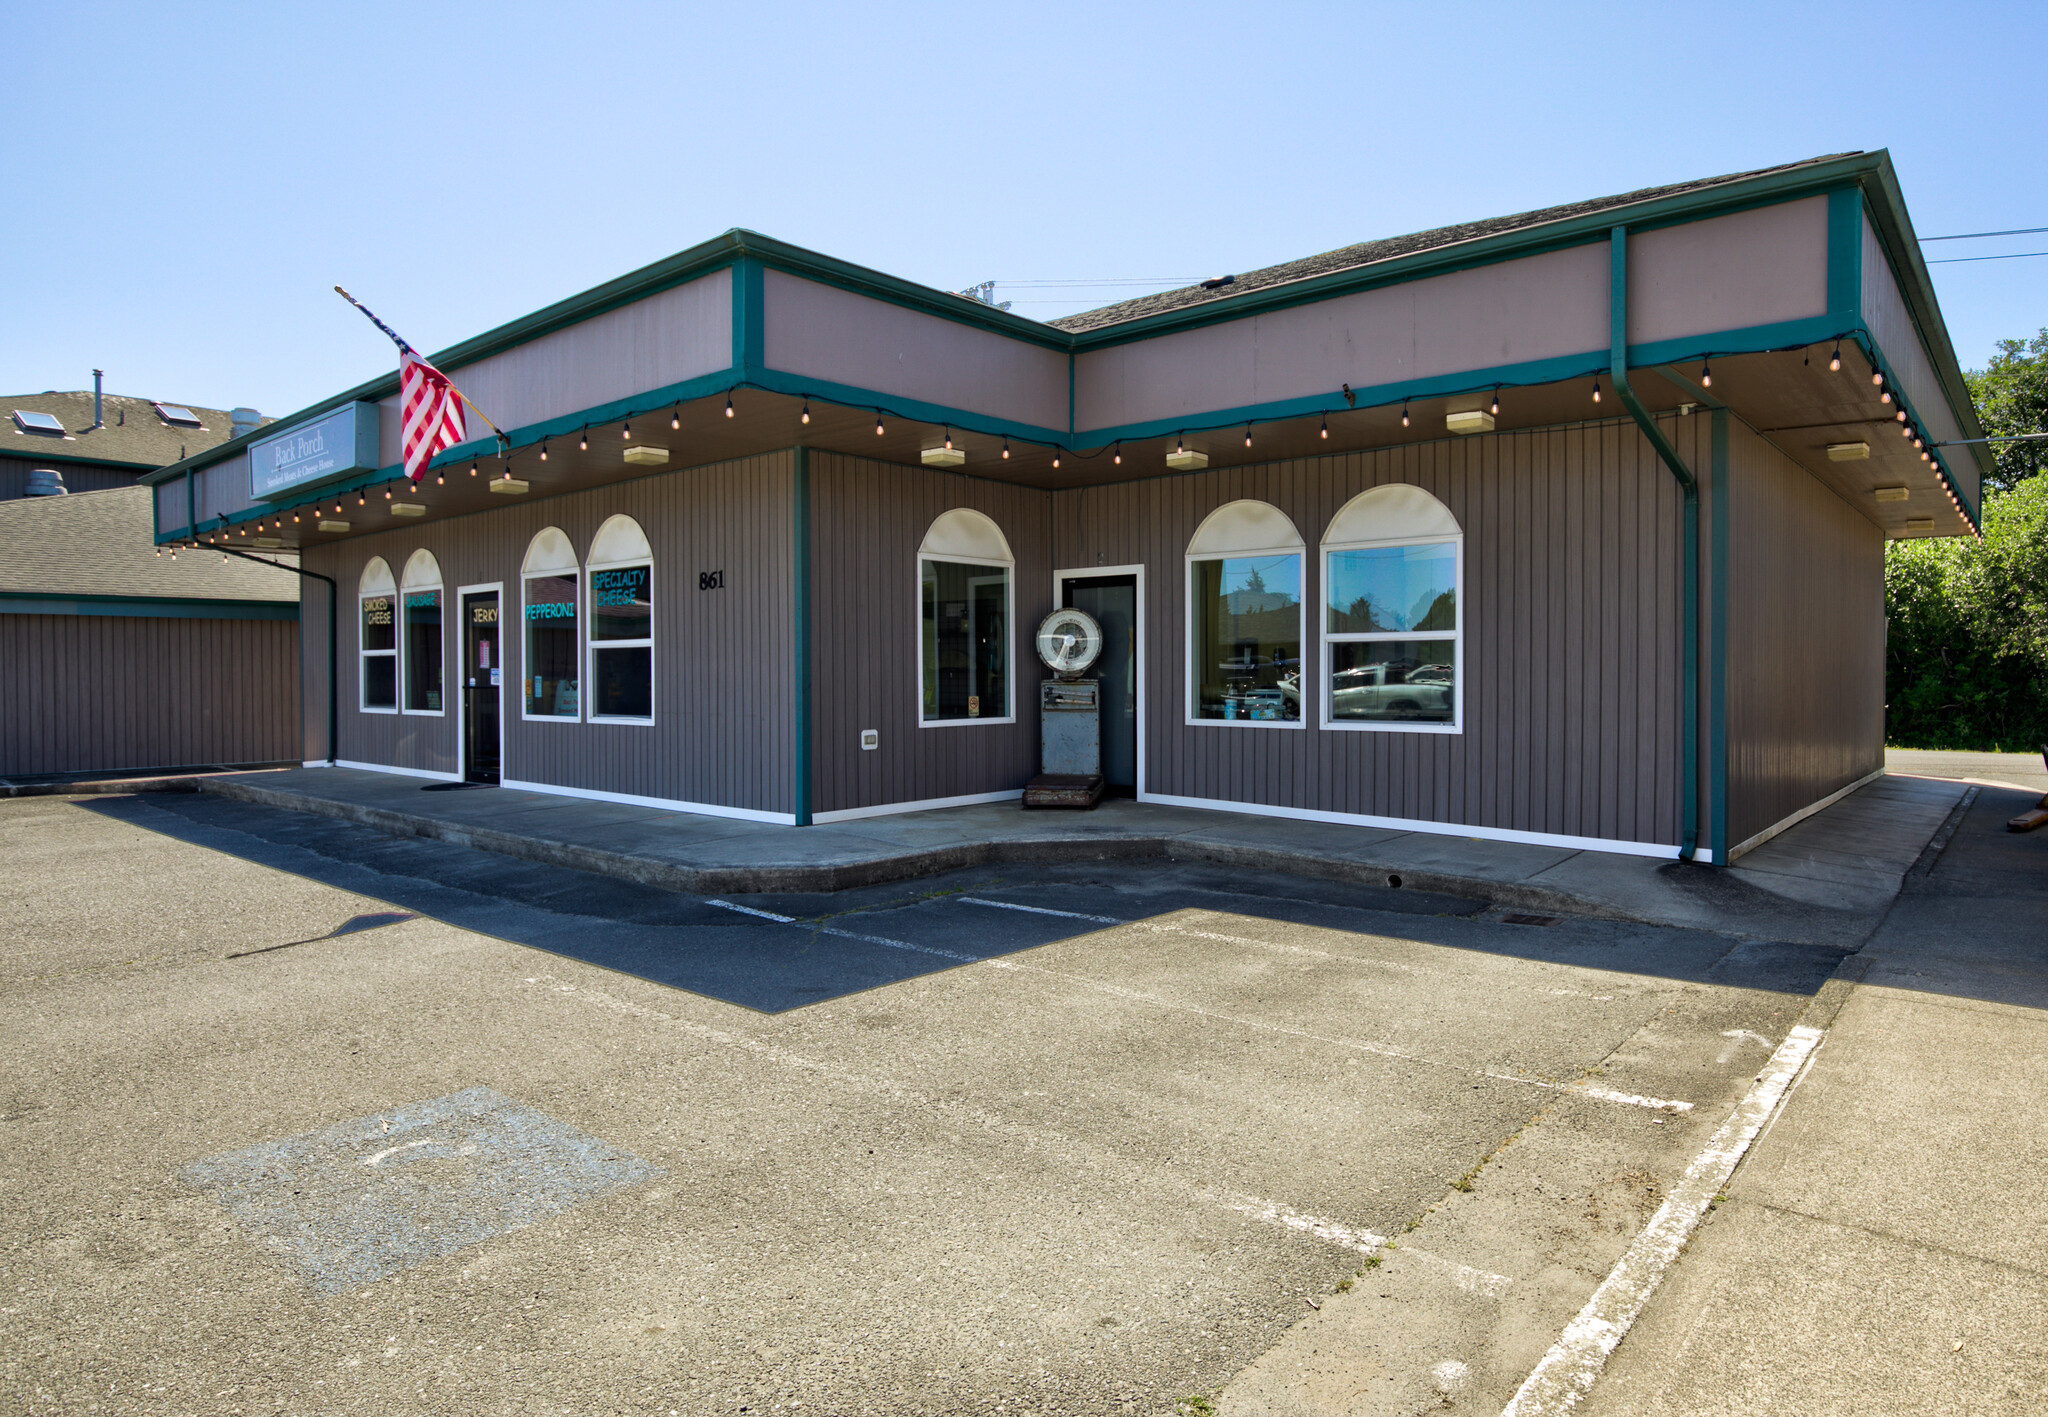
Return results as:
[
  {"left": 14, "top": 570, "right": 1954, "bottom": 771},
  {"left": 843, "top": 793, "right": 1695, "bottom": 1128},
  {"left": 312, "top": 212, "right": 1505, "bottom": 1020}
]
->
[{"left": 399, "top": 350, "right": 465, "bottom": 484}]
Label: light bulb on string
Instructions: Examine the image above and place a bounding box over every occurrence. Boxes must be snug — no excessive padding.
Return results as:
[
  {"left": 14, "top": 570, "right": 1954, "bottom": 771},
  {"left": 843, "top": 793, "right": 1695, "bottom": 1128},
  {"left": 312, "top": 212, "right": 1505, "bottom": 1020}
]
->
[
  {"left": 875, "top": 413, "right": 885, "bottom": 436},
  {"left": 671, "top": 405, "right": 680, "bottom": 430},
  {"left": 1176, "top": 434, "right": 1184, "bottom": 455},
  {"left": 540, "top": 444, "right": 549, "bottom": 461},
  {"left": 1882, "top": 389, "right": 1892, "bottom": 404},
  {"left": 1001, "top": 438, "right": 1010, "bottom": 459},
  {"left": 155, "top": 545, "right": 161, "bottom": 557},
  {"left": 471, "top": 461, "right": 479, "bottom": 476},
  {"left": 1896, "top": 409, "right": 1908, "bottom": 423},
  {"left": 1320, "top": 414, "right": 1328, "bottom": 439},
  {"left": 1591, "top": 377, "right": 1602, "bottom": 404},
  {"left": 1401, "top": 398, "right": 1410, "bottom": 428},
  {"left": 943, "top": 427, "right": 952, "bottom": 451},
  {"left": 1491, "top": 387, "right": 1500, "bottom": 417},
  {"left": 724, "top": 393, "right": 734, "bottom": 419},
  {"left": 384, "top": 488, "right": 392, "bottom": 500},
  {"left": 579, "top": 429, "right": 588, "bottom": 451},
  {"left": 1113, "top": 443, "right": 1122, "bottom": 465},
  {"left": 1700, "top": 360, "right": 1713, "bottom": 389},
  {"left": 800, "top": 400, "right": 811, "bottom": 424},
  {"left": 1871, "top": 369, "right": 1884, "bottom": 387},
  {"left": 1830, "top": 343, "right": 1842, "bottom": 372},
  {"left": 1052, "top": 450, "right": 1061, "bottom": 468},
  {"left": 357, "top": 491, "right": 365, "bottom": 505},
  {"left": 435, "top": 471, "right": 443, "bottom": 485},
  {"left": 622, "top": 422, "right": 631, "bottom": 440},
  {"left": 1244, "top": 423, "right": 1253, "bottom": 448}
]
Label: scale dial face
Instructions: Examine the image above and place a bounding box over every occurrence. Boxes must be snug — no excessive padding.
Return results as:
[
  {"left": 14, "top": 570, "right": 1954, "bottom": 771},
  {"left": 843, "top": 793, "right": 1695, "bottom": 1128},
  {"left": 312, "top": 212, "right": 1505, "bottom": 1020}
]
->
[{"left": 1035, "top": 608, "right": 1105, "bottom": 675}]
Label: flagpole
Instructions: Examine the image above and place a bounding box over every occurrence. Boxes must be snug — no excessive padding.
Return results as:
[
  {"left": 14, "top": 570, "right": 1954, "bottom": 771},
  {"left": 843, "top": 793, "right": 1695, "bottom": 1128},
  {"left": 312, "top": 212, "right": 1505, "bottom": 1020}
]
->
[{"left": 333, "top": 286, "right": 511, "bottom": 453}]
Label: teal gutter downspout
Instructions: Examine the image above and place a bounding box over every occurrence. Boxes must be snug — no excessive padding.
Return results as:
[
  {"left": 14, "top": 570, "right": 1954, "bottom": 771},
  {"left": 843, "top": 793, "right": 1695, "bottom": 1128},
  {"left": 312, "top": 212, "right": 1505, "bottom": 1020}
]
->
[
  {"left": 791, "top": 446, "right": 813, "bottom": 826},
  {"left": 1655, "top": 366, "right": 1730, "bottom": 866},
  {"left": 1610, "top": 225, "right": 1701, "bottom": 862}
]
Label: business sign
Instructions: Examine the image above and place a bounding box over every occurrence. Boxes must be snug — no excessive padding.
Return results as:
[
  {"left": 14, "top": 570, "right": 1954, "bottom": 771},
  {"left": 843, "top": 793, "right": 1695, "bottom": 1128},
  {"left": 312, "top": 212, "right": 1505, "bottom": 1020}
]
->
[{"left": 248, "top": 402, "right": 382, "bottom": 501}]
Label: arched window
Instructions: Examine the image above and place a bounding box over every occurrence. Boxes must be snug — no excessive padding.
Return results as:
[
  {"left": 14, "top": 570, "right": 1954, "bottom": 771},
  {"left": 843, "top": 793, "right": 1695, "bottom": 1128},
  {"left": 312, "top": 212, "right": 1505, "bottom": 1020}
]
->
[
  {"left": 1186, "top": 500, "right": 1305, "bottom": 724},
  {"left": 587, "top": 515, "right": 653, "bottom": 723},
  {"left": 1321, "top": 484, "right": 1462, "bottom": 732},
  {"left": 400, "top": 549, "right": 445, "bottom": 714},
  {"left": 919, "top": 509, "right": 1013, "bottom": 725},
  {"left": 521, "top": 527, "right": 580, "bottom": 720},
  {"left": 358, "top": 556, "right": 397, "bottom": 712}
]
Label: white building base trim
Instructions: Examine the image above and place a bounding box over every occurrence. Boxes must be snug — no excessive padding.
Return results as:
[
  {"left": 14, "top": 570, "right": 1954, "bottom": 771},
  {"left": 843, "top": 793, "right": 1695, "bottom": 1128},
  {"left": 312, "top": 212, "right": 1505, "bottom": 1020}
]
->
[
  {"left": 500, "top": 776, "right": 796, "bottom": 825},
  {"left": 1725, "top": 765, "right": 1886, "bottom": 863},
  {"left": 813, "top": 789, "right": 1024, "bottom": 824},
  {"left": 1139, "top": 790, "right": 1685, "bottom": 861},
  {"left": 328, "top": 758, "right": 462, "bottom": 783}
]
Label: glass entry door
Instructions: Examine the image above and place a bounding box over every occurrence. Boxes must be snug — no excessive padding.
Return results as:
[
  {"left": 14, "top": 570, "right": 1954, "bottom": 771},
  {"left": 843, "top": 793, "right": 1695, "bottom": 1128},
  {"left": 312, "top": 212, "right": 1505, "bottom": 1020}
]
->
[
  {"left": 1062, "top": 574, "right": 1138, "bottom": 795},
  {"left": 462, "top": 590, "right": 502, "bottom": 783}
]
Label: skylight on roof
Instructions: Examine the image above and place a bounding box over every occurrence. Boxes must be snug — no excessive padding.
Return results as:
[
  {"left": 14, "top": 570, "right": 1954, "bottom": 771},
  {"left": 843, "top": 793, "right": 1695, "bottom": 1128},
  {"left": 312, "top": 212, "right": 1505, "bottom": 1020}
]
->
[
  {"left": 11, "top": 409, "right": 67, "bottom": 435},
  {"left": 154, "top": 403, "right": 204, "bottom": 428}
]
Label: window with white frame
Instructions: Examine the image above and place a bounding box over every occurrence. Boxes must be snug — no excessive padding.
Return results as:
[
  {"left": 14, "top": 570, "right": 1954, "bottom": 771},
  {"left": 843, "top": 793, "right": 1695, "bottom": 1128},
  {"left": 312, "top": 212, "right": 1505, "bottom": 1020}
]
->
[
  {"left": 521, "top": 527, "right": 581, "bottom": 720},
  {"left": 399, "top": 549, "right": 445, "bottom": 714},
  {"left": 1186, "top": 500, "right": 1306, "bottom": 724},
  {"left": 358, "top": 556, "right": 398, "bottom": 712},
  {"left": 1321, "top": 484, "right": 1462, "bottom": 731},
  {"left": 918, "top": 508, "right": 1013, "bottom": 724},
  {"left": 587, "top": 514, "right": 653, "bottom": 722}
]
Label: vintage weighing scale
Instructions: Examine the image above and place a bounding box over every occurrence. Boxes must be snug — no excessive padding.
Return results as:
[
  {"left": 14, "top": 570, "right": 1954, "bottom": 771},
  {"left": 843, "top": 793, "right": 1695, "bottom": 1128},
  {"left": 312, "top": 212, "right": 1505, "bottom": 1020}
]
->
[{"left": 1022, "top": 607, "right": 1108, "bottom": 809}]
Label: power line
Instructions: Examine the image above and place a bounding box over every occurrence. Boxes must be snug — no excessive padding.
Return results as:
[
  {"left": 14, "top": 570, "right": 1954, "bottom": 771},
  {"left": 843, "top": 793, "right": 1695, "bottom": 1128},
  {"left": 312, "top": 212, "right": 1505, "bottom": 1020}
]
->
[
  {"left": 1919, "top": 226, "right": 2048, "bottom": 241},
  {"left": 1925, "top": 250, "right": 2048, "bottom": 264}
]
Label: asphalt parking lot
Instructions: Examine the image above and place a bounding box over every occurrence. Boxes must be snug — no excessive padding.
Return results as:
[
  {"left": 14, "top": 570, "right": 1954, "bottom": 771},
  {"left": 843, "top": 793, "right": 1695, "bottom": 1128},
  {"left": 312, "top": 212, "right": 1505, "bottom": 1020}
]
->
[{"left": 1, "top": 792, "right": 1849, "bottom": 1416}]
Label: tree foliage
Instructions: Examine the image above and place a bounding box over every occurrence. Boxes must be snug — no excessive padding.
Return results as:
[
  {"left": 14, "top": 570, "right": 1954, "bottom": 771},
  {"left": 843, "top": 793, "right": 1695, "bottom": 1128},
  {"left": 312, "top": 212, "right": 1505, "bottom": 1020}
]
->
[
  {"left": 1962, "top": 327, "right": 2048, "bottom": 494},
  {"left": 1885, "top": 473, "right": 2048, "bottom": 750}
]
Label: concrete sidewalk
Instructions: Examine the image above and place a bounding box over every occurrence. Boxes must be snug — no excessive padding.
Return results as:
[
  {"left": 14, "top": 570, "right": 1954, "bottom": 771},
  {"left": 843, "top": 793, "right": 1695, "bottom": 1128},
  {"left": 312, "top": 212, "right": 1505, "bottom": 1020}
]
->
[
  {"left": 193, "top": 766, "right": 1965, "bottom": 944},
  {"left": 1573, "top": 778, "right": 2048, "bottom": 1416}
]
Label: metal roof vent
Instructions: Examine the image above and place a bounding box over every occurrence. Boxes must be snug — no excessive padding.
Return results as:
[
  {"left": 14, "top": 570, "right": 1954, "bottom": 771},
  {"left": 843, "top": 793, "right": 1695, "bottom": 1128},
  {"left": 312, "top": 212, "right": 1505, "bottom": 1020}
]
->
[
  {"left": 230, "top": 407, "right": 262, "bottom": 439},
  {"left": 24, "top": 467, "right": 68, "bottom": 496}
]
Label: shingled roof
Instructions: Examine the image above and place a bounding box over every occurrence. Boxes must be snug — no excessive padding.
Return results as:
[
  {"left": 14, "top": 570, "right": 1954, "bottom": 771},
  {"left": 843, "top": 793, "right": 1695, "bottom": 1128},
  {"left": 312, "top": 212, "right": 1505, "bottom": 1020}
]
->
[
  {"left": 4, "top": 391, "right": 263, "bottom": 470},
  {"left": 0, "top": 486, "right": 297, "bottom": 602},
  {"left": 1048, "top": 154, "right": 1861, "bottom": 334}
]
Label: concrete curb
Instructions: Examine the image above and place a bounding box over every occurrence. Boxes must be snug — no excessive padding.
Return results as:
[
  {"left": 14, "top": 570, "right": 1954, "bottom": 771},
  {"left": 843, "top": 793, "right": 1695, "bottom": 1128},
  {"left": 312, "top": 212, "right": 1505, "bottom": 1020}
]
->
[{"left": 197, "top": 775, "right": 1646, "bottom": 921}]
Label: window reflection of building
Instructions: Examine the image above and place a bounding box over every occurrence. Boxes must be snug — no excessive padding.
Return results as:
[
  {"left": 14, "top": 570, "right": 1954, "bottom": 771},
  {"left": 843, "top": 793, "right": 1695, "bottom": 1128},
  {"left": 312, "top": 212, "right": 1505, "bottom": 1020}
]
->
[
  {"left": 1185, "top": 500, "right": 1307, "bottom": 724},
  {"left": 399, "top": 549, "right": 444, "bottom": 715},
  {"left": 1321, "top": 485, "right": 1463, "bottom": 731},
  {"left": 918, "top": 509, "right": 1014, "bottom": 725}
]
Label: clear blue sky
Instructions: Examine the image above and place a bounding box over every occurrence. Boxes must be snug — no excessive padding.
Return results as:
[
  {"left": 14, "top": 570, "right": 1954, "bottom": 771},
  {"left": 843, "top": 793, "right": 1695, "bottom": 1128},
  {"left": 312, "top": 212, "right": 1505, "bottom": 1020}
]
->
[{"left": 5, "top": 1, "right": 2043, "bottom": 419}]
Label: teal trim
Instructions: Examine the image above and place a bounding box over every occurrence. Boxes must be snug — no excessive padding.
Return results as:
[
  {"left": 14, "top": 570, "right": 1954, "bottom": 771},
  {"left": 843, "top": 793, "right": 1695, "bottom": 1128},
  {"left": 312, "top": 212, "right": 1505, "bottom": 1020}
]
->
[
  {"left": 741, "top": 368, "right": 1070, "bottom": 446},
  {"left": 1624, "top": 314, "right": 1846, "bottom": 372},
  {"left": 1708, "top": 409, "right": 1730, "bottom": 865},
  {"left": 792, "top": 446, "right": 813, "bottom": 827},
  {"left": 1611, "top": 225, "right": 1700, "bottom": 863},
  {"left": 1826, "top": 187, "right": 1863, "bottom": 319},
  {"left": 0, "top": 447, "right": 160, "bottom": 472},
  {"left": 733, "top": 259, "right": 766, "bottom": 378},
  {"left": 0, "top": 592, "right": 298, "bottom": 620}
]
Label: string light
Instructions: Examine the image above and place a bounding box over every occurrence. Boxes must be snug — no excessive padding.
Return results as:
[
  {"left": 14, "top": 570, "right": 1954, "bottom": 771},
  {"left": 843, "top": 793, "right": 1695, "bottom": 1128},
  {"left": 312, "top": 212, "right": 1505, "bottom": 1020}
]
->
[
  {"left": 1401, "top": 398, "right": 1410, "bottom": 428},
  {"left": 1052, "top": 450, "right": 1061, "bottom": 468},
  {"left": 1244, "top": 423, "right": 1253, "bottom": 448},
  {"left": 1871, "top": 369, "right": 1884, "bottom": 388},
  {"left": 724, "top": 393, "right": 734, "bottom": 419},
  {"left": 1320, "top": 414, "right": 1328, "bottom": 439},
  {"left": 155, "top": 545, "right": 161, "bottom": 557},
  {"left": 579, "top": 429, "right": 588, "bottom": 451},
  {"left": 384, "top": 487, "right": 392, "bottom": 499},
  {"left": 292, "top": 512, "right": 299, "bottom": 523},
  {"left": 622, "top": 421, "right": 632, "bottom": 440},
  {"left": 470, "top": 462, "right": 479, "bottom": 476},
  {"left": 943, "top": 427, "right": 952, "bottom": 451},
  {"left": 1176, "top": 434, "right": 1184, "bottom": 455},
  {"left": 671, "top": 405, "right": 681, "bottom": 430},
  {"left": 1882, "top": 388, "right": 1892, "bottom": 404},
  {"left": 1491, "top": 387, "right": 1500, "bottom": 417},
  {"left": 800, "top": 400, "right": 811, "bottom": 425},
  {"left": 1591, "top": 376, "right": 1602, "bottom": 404},
  {"left": 1113, "top": 443, "right": 1122, "bottom": 465},
  {"left": 1830, "top": 342, "right": 1842, "bottom": 372},
  {"left": 1700, "top": 360, "right": 1713, "bottom": 389},
  {"left": 875, "top": 413, "right": 885, "bottom": 436},
  {"left": 435, "top": 471, "right": 443, "bottom": 485},
  {"left": 1896, "top": 409, "right": 1908, "bottom": 423},
  {"left": 1001, "top": 437, "right": 1010, "bottom": 459},
  {"left": 357, "top": 491, "right": 365, "bottom": 505}
]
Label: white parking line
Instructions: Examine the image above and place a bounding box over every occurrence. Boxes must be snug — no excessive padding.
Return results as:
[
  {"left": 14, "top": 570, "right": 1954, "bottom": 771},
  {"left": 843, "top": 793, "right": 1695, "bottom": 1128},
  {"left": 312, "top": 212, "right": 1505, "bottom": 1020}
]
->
[
  {"left": 1498, "top": 1024, "right": 1825, "bottom": 1417},
  {"left": 1218, "top": 1195, "right": 1513, "bottom": 1297},
  {"left": 960, "top": 896, "right": 1121, "bottom": 924},
  {"left": 704, "top": 898, "right": 976, "bottom": 963}
]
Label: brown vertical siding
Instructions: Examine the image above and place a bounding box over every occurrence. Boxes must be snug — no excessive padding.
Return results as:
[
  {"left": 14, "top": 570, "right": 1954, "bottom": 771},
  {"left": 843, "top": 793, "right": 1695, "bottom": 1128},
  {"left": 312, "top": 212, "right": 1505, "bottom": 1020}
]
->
[
  {"left": 1, "top": 455, "right": 139, "bottom": 500},
  {"left": 0, "top": 613, "right": 301, "bottom": 776},
  {"left": 1049, "top": 417, "right": 1696, "bottom": 848},
  {"left": 1722, "top": 420, "right": 1885, "bottom": 849},
  {"left": 303, "top": 451, "right": 795, "bottom": 815},
  {"left": 807, "top": 452, "right": 1051, "bottom": 816}
]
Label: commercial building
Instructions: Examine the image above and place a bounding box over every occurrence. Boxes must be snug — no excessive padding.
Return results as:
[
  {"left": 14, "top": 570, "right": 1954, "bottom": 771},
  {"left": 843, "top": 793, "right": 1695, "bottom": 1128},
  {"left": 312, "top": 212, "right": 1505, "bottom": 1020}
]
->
[
  {"left": 1, "top": 390, "right": 298, "bottom": 780},
  {"left": 141, "top": 151, "right": 1986, "bottom": 862}
]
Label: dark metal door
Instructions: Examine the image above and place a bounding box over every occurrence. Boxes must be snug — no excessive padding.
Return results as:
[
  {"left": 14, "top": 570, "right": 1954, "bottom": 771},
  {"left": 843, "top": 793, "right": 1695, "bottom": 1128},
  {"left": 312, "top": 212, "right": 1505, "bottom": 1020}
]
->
[
  {"left": 463, "top": 591, "right": 501, "bottom": 783},
  {"left": 1063, "top": 575, "right": 1138, "bottom": 794}
]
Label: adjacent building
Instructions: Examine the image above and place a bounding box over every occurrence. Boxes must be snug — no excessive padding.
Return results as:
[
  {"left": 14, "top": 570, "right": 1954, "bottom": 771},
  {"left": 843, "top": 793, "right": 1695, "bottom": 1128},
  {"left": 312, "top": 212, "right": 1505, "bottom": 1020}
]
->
[{"left": 140, "top": 151, "right": 1986, "bottom": 862}]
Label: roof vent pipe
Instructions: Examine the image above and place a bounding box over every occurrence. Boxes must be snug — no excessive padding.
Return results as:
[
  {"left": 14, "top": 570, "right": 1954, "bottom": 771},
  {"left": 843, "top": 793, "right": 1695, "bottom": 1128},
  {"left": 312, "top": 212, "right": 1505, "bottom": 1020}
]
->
[
  {"left": 25, "top": 468, "right": 68, "bottom": 496},
  {"left": 230, "top": 407, "right": 262, "bottom": 440},
  {"left": 92, "top": 369, "right": 103, "bottom": 429}
]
